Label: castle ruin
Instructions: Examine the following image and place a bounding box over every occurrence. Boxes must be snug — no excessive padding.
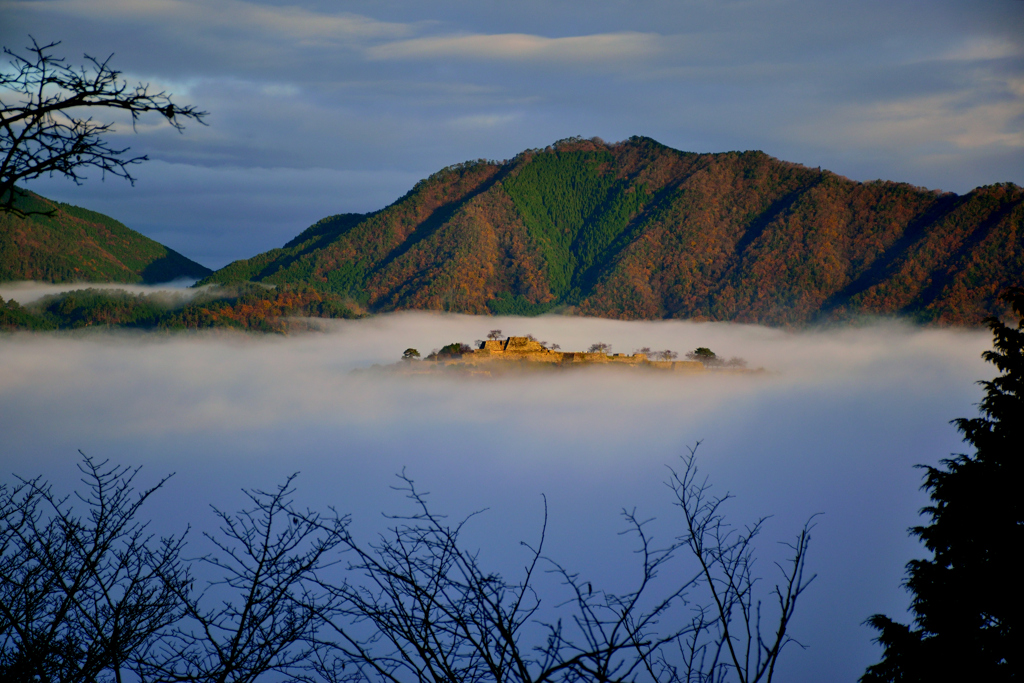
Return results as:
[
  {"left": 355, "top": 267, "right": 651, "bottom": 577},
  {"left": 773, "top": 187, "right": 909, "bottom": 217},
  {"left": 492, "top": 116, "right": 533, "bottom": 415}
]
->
[{"left": 436, "top": 337, "right": 705, "bottom": 372}]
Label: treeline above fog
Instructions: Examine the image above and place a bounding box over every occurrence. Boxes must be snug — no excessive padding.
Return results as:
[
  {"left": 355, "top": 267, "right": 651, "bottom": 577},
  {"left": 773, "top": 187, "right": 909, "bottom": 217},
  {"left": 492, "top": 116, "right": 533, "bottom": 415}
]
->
[
  {"left": 201, "top": 136, "right": 1023, "bottom": 326},
  {"left": 4, "top": 137, "right": 1021, "bottom": 328},
  {"left": 0, "top": 284, "right": 360, "bottom": 333}
]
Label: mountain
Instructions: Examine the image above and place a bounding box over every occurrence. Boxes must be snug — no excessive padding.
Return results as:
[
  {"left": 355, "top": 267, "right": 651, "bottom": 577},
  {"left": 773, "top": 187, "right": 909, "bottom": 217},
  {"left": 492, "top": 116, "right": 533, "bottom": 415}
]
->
[
  {"left": 201, "top": 137, "right": 1023, "bottom": 326},
  {"left": 1, "top": 190, "right": 212, "bottom": 284}
]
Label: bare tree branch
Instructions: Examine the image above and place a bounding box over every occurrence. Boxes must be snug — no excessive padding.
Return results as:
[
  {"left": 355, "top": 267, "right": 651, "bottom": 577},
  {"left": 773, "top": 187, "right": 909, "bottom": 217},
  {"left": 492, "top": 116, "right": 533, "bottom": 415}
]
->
[
  {"left": 0, "top": 452, "right": 189, "bottom": 683},
  {"left": 2, "top": 446, "right": 816, "bottom": 683},
  {"left": 664, "top": 443, "right": 817, "bottom": 683},
  {"left": 138, "top": 474, "right": 348, "bottom": 683},
  {"left": 0, "top": 37, "right": 207, "bottom": 216}
]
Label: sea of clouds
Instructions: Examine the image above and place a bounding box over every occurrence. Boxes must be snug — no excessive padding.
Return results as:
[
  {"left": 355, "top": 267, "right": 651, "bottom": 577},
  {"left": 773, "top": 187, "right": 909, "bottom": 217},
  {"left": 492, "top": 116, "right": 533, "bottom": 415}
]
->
[{"left": 0, "top": 306, "right": 995, "bottom": 681}]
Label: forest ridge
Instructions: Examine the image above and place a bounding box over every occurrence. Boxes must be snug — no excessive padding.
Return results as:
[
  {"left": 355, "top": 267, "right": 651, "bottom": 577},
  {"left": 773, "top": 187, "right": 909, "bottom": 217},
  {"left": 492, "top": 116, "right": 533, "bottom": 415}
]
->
[
  {"left": 201, "top": 136, "right": 1023, "bottom": 326},
  {"left": 0, "top": 191, "right": 211, "bottom": 284},
  {"left": 2, "top": 136, "right": 1021, "bottom": 327}
]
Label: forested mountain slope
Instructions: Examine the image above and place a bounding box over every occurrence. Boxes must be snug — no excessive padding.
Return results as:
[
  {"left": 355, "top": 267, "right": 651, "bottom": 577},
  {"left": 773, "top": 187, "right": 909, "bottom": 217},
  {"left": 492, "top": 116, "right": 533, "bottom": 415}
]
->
[
  {"left": 1, "top": 190, "right": 211, "bottom": 284},
  {"left": 202, "top": 137, "right": 1023, "bottom": 325}
]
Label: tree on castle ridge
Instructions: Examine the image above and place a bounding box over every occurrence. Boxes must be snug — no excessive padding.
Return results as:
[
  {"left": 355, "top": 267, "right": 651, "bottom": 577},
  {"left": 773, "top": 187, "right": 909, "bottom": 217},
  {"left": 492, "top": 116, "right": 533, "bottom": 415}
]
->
[{"left": 862, "top": 287, "right": 1023, "bottom": 681}]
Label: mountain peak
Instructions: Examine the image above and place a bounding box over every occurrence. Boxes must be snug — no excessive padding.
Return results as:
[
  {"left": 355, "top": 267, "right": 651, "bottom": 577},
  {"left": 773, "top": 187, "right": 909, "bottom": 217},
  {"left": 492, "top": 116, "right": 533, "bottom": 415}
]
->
[{"left": 201, "top": 138, "right": 1021, "bottom": 326}]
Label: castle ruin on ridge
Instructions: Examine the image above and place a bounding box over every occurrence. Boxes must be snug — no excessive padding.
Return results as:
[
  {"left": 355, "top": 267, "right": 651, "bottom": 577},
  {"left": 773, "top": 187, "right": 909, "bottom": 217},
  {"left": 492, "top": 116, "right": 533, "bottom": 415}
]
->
[{"left": 445, "top": 336, "right": 705, "bottom": 371}]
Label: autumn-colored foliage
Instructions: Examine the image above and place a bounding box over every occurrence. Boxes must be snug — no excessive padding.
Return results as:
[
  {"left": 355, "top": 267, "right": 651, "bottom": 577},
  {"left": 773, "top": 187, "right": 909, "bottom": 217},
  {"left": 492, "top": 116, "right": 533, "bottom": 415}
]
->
[
  {"left": 0, "top": 284, "right": 361, "bottom": 333},
  {"left": 201, "top": 137, "right": 1022, "bottom": 326},
  {"left": 0, "top": 189, "right": 211, "bottom": 284}
]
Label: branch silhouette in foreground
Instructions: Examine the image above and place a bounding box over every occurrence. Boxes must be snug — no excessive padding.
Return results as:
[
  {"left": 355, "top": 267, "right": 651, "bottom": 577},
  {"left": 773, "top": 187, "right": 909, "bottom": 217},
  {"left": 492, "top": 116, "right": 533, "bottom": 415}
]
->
[
  {"left": 137, "top": 475, "right": 349, "bottom": 683},
  {"left": 315, "top": 449, "right": 815, "bottom": 683},
  {"left": 0, "top": 454, "right": 189, "bottom": 683},
  {"left": 1, "top": 447, "right": 816, "bottom": 683},
  {"left": 0, "top": 37, "right": 207, "bottom": 215},
  {"left": 666, "top": 444, "right": 816, "bottom": 683}
]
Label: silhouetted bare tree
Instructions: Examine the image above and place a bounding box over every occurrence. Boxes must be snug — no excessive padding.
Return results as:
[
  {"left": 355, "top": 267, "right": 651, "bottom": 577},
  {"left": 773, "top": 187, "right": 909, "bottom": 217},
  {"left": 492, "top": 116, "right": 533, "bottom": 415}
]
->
[
  {"left": 0, "top": 37, "right": 206, "bottom": 215},
  {"left": 314, "top": 472, "right": 696, "bottom": 683},
  {"left": 2, "top": 449, "right": 815, "bottom": 683},
  {"left": 662, "top": 444, "right": 816, "bottom": 683},
  {"left": 0, "top": 454, "right": 189, "bottom": 683},
  {"left": 313, "top": 452, "right": 815, "bottom": 683},
  {"left": 138, "top": 475, "right": 348, "bottom": 683}
]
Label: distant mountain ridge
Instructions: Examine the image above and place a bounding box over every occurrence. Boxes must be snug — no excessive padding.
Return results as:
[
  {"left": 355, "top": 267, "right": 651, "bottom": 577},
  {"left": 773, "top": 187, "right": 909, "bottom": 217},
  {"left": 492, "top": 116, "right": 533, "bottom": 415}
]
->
[
  {"left": 198, "top": 136, "right": 1019, "bottom": 325},
  {"left": 1, "top": 190, "right": 211, "bottom": 284}
]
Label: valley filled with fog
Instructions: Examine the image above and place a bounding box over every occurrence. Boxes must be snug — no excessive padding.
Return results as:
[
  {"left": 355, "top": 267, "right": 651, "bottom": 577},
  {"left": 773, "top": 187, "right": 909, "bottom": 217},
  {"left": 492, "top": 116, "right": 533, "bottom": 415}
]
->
[{"left": 0, "top": 311, "right": 994, "bottom": 681}]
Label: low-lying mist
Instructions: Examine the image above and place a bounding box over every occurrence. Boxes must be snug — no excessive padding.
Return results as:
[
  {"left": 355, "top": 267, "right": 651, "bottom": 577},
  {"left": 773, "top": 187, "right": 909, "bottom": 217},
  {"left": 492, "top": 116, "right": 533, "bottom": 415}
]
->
[
  {"left": 0, "top": 312, "right": 994, "bottom": 682},
  {"left": 0, "top": 279, "right": 202, "bottom": 305}
]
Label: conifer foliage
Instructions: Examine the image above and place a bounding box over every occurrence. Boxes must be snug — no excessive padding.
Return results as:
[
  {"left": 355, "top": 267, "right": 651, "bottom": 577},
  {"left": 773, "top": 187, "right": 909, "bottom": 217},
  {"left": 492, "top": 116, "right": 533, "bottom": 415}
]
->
[{"left": 862, "top": 287, "right": 1023, "bottom": 681}]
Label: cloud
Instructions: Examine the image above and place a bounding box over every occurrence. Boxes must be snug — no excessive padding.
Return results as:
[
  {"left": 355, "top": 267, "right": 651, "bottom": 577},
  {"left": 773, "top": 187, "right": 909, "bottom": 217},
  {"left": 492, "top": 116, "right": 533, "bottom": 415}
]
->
[
  {"left": 0, "top": 314, "right": 994, "bottom": 682},
  {"left": 0, "top": 312, "right": 990, "bottom": 439},
  {"left": 366, "top": 31, "right": 664, "bottom": 64},
  {"left": 6, "top": 0, "right": 414, "bottom": 44},
  {"left": 935, "top": 36, "right": 1023, "bottom": 63},
  {"left": 795, "top": 80, "right": 1024, "bottom": 152},
  {"left": 448, "top": 112, "right": 522, "bottom": 130}
]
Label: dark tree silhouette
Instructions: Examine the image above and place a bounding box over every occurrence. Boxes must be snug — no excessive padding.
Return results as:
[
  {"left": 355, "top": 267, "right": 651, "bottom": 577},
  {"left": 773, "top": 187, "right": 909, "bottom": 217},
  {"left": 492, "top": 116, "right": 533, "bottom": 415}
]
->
[
  {"left": 862, "top": 287, "right": 1024, "bottom": 682},
  {"left": 0, "top": 37, "right": 206, "bottom": 215},
  {"left": 665, "top": 445, "right": 816, "bottom": 683},
  {"left": 138, "top": 475, "right": 348, "bottom": 683},
  {"left": 315, "top": 472, "right": 696, "bottom": 683},
  {"left": 685, "top": 348, "right": 719, "bottom": 366},
  {"left": 0, "top": 454, "right": 189, "bottom": 683},
  {"left": 314, "top": 452, "right": 814, "bottom": 683},
  {"left": 1, "top": 449, "right": 816, "bottom": 683}
]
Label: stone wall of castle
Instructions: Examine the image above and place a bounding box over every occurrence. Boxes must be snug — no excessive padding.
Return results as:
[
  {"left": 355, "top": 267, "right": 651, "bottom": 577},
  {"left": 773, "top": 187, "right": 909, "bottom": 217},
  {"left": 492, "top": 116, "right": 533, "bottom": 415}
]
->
[{"left": 464, "top": 337, "right": 705, "bottom": 371}]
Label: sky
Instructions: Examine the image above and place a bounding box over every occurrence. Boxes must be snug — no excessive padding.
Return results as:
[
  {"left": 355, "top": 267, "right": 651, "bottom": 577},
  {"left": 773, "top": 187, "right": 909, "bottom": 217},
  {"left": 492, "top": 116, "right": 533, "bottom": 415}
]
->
[
  {"left": 2, "top": 0, "right": 1023, "bottom": 268},
  {"left": 0, "top": 312, "right": 995, "bottom": 681}
]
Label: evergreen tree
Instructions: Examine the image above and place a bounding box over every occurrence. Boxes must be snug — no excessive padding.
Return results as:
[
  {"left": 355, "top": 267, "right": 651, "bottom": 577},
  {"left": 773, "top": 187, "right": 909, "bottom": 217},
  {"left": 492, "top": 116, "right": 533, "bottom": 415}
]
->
[{"left": 862, "top": 287, "right": 1023, "bottom": 682}]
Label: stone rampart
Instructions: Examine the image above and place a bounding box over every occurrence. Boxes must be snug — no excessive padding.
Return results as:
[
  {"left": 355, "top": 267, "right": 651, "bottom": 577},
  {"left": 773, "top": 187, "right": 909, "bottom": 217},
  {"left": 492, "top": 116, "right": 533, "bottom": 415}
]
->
[{"left": 430, "top": 337, "right": 710, "bottom": 373}]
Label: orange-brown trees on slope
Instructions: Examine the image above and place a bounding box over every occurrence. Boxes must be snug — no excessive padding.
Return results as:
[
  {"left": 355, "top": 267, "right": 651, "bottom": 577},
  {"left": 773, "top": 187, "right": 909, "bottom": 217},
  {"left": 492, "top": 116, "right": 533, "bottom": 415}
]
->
[{"left": 202, "top": 137, "right": 1023, "bottom": 326}]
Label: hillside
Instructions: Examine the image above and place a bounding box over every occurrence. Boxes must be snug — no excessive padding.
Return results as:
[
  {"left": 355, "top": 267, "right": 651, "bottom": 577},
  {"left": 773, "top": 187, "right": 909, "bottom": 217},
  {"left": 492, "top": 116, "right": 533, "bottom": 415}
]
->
[
  {"left": 0, "top": 283, "right": 360, "bottom": 333},
  {"left": 1, "top": 190, "right": 212, "bottom": 284},
  {"left": 201, "top": 137, "right": 1023, "bottom": 326}
]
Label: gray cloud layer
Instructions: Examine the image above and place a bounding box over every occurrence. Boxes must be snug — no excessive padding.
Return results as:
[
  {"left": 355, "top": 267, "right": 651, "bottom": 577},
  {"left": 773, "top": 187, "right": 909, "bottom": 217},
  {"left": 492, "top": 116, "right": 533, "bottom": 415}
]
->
[
  {"left": 2, "top": 0, "right": 1022, "bottom": 266},
  {"left": 0, "top": 314, "right": 994, "bottom": 681}
]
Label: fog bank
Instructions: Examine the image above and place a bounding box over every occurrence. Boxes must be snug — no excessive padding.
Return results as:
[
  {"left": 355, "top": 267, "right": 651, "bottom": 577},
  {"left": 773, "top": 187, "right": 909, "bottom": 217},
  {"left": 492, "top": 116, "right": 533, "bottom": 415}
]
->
[
  {"left": 0, "top": 313, "right": 994, "bottom": 681},
  {"left": 0, "top": 279, "right": 202, "bottom": 305}
]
